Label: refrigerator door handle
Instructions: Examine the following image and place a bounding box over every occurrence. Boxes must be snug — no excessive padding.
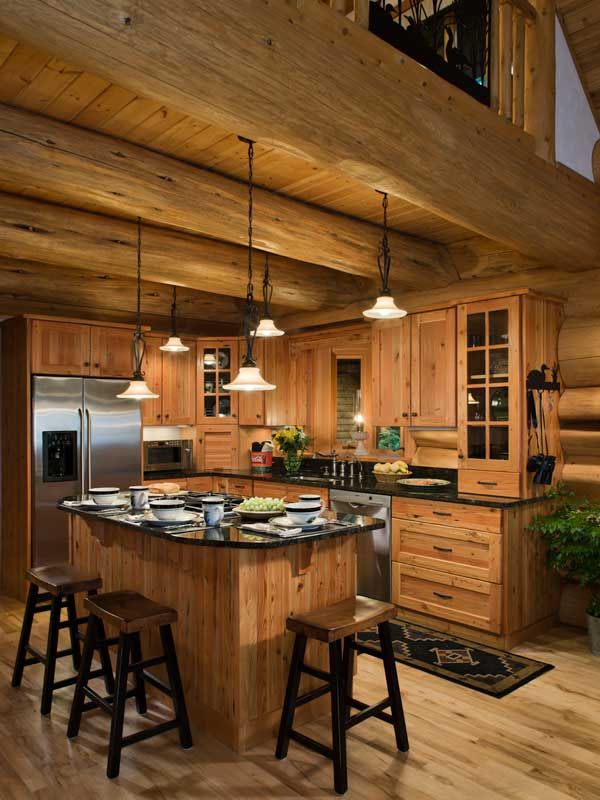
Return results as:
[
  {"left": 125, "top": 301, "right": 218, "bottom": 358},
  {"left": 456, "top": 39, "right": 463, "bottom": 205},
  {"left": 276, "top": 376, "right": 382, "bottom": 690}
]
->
[
  {"left": 78, "top": 407, "right": 85, "bottom": 495},
  {"left": 86, "top": 408, "right": 93, "bottom": 490}
]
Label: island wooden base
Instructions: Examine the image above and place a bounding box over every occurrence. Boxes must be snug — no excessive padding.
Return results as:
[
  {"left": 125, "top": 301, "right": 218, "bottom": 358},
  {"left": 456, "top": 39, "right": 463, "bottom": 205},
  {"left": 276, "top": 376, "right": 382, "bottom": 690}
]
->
[{"left": 70, "top": 516, "right": 357, "bottom": 752}]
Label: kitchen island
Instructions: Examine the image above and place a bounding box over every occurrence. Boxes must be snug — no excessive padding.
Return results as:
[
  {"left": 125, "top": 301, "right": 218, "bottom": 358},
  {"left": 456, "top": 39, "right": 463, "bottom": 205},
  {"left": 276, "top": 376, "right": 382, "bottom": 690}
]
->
[{"left": 62, "top": 503, "right": 383, "bottom": 752}]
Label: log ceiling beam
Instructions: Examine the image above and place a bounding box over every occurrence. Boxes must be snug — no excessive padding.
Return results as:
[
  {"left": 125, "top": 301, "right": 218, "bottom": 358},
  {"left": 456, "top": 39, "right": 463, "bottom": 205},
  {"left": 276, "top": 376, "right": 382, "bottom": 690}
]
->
[
  {"left": 0, "top": 103, "right": 452, "bottom": 289},
  {"left": 0, "top": 192, "right": 372, "bottom": 311},
  {"left": 2, "top": 1, "right": 597, "bottom": 268}
]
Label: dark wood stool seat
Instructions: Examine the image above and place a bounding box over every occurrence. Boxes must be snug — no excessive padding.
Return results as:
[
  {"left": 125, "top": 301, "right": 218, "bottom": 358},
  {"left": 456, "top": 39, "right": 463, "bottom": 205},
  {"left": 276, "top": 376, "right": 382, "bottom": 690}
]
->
[
  {"left": 26, "top": 564, "right": 103, "bottom": 596},
  {"left": 12, "top": 565, "right": 114, "bottom": 715},
  {"left": 276, "top": 595, "right": 409, "bottom": 795},
  {"left": 84, "top": 590, "right": 177, "bottom": 633},
  {"left": 69, "top": 589, "right": 192, "bottom": 779}
]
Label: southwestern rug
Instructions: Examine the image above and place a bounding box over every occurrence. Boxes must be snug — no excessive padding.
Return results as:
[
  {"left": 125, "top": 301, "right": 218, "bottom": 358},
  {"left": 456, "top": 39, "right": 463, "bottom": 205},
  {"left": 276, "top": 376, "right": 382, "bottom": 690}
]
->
[{"left": 357, "top": 620, "right": 554, "bottom": 698}]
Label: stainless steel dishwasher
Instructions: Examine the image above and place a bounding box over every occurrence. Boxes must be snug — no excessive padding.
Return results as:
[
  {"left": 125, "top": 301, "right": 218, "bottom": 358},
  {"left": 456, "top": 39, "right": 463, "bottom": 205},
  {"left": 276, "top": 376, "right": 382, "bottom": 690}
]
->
[{"left": 329, "top": 489, "right": 391, "bottom": 602}]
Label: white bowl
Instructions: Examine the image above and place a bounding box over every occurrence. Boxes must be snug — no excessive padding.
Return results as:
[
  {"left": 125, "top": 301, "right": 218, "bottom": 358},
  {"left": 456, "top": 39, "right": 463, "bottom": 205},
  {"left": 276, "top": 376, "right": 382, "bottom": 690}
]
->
[
  {"left": 285, "top": 502, "right": 321, "bottom": 525},
  {"left": 89, "top": 487, "right": 120, "bottom": 506},
  {"left": 149, "top": 498, "right": 186, "bottom": 521},
  {"left": 298, "top": 494, "right": 323, "bottom": 506}
]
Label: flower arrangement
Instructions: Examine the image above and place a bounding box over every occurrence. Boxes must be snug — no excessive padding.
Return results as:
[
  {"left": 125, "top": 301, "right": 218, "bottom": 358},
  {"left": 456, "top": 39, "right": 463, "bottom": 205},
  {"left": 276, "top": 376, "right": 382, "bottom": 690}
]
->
[{"left": 272, "top": 426, "right": 309, "bottom": 474}]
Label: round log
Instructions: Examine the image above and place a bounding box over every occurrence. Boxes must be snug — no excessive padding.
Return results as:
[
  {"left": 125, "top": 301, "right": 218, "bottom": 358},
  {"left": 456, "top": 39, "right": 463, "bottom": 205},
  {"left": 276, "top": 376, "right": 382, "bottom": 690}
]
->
[
  {"left": 558, "top": 317, "right": 600, "bottom": 387},
  {"left": 559, "top": 387, "right": 600, "bottom": 425},
  {"left": 560, "top": 429, "right": 600, "bottom": 460},
  {"left": 561, "top": 463, "right": 600, "bottom": 499}
]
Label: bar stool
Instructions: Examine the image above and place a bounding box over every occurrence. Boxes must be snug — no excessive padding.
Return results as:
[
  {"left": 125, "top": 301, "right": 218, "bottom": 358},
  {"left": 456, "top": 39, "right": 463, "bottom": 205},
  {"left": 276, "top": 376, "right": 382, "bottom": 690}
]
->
[
  {"left": 11, "top": 564, "right": 115, "bottom": 715},
  {"left": 67, "top": 590, "right": 192, "bottom": 779},
  {"left": 276, "top": 595, "right": 409, "bottom": 795}
]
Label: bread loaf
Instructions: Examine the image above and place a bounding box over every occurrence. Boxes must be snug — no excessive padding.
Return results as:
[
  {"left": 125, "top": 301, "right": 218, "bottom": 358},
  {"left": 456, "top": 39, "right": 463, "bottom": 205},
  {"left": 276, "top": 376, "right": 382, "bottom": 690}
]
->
[{"left": 147, "top": 482, "right": 181, "bottom": 495}]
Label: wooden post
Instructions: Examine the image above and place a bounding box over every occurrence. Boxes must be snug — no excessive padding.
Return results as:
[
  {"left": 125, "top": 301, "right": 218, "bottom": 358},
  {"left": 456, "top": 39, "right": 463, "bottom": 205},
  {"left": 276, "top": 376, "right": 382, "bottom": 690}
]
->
[
  {"left": 490, "top": 0, "right": 500, "bottom": 111},
  {"left": 498, "top": 1, "right": 513, "bottom": 120},
  {"left": 354, "top": 0, "right": 370, "bottom": 28},
  {"left": 512, "top": 9, "right": 526, "bottom": 127},
  {"left": 524, "top": 0, "right": 556, "bottom": 161}
]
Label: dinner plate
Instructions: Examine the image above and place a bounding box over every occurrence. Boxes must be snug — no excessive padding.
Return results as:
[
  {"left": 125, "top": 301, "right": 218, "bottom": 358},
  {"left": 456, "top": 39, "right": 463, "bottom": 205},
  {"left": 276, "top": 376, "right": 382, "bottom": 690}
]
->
[
  {"left": 396, "top": 478, "right": 451, "bottom": 488},
  {"left": 145, "top": 510, "right": 201, "bottom": 527},
  {"left": 270, "top": 516, "right": 327, "bottom": 531}
]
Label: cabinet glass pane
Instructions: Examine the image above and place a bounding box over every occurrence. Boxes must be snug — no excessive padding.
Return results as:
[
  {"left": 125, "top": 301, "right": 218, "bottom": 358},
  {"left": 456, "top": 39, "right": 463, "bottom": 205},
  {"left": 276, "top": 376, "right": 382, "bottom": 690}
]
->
[
  {"left": 468, "top": 350, "right": 486, "bottom": 384},
  {"left": 204, "top": 372, "right": 216, "bottom": 393},
  {"left": 490, "top": 426, "right": 509, "bottom": 460},
  {"left": 467, "top": 388, "right": 486, "bottom": 421},
  {"left": 489, "top": 310, "right": 509, "bottom": 345},
  {"left": 204, "top": 396, "right": 216, "bottom": 417},
  {"left": 489, "top": 348, "right": 509, "bottom": 382},
  {"left": 203, "top": 349, "right": 217, "bottom": 368},
  {"left": 467, "top": 426, "right": 486, "bottom": 459},
  {"left": 218, "top": 396, "right": 231, "bottom": 417},
  {"left": 490, "top": 388, "right": 509, "bottom": 421},
  {"left": 219, "top": 372, "right": 231, "bottom": 391},
  {"left": 467, "top": 312, "right": 486, "bottom": 348},
  {"left": 217, "top": 348, "right": 231, "bottom": 370}
]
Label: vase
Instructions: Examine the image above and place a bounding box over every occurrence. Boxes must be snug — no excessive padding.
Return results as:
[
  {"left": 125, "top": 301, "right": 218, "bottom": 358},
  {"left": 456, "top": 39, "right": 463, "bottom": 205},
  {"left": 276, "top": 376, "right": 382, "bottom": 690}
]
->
[{"left": 283, "top": 451, "right": 302, "bottom": 475}]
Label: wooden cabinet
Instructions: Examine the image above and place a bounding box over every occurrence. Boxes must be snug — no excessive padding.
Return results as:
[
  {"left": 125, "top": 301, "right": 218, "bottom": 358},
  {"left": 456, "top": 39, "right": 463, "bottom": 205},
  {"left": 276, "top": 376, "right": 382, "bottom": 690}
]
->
[
  {"left": 31, "top": 320, "right": 91, "bottom": 375},
  {"left": 410, "top": 309, "right": 456, "bottom": 426},
  {"left": 197, "top": 339, "right": 239, "bottom": 424},
  {"left": 186, "top": 476, "right": 213, "bottom": 493},
  {"left": 371, "top": 318, "right": 411, "bottom": 426},
  {"left": 197, "top": 425, "right": 239, "bottom": 470},
  {"left": 212, "top": 476, "right": 253, "bottom": 496},
  {"left": 143, "top": 478, "right": 188, "bottom": 490},
  {"left": 264, "top": 337, "right": 292, "bottom": 427},
  {"left": 253, "top": 480, "right": 329, "bottom": 507},
  {"left": 90, "top": 326, "right": 135, "bottom": 378},
  {"left": 142, "top": 335, "right": 196, "bottom": 426},
  {"left": 141, "top": 335, "right": 163, "bottom": 426}
]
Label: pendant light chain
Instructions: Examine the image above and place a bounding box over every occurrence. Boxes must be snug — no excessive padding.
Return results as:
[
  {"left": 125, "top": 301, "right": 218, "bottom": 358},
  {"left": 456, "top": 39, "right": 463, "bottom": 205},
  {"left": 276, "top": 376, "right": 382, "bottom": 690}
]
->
[
  {"left": 136, "top": 216, "right": 142, "bottom": 333},
  {"left": 171, "top": 285, "right": 178, "bottom": 337},
  {"left": 262, "top": 252, "right": 273, "bottom": 317},
  {"left": 246, "top": 140, "right": 255, "bottom": 303},
  {"left": 378, "top": 192, "right": 392, "bottom": 295}
]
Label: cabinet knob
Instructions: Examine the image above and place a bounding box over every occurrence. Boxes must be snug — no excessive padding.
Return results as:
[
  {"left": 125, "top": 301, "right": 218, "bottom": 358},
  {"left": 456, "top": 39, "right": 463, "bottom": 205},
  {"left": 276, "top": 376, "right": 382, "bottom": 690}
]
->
[
  {"left": 411, "top": 412, "right": 418, "bottom": 417},
  {"left": 83, "top": 361, "right": 90, "bottom": 367},
  {"left": 94, "top": 363, "right": 100, "bottom": 369},
  {"left": 156, "top": 414, "right": 161, "bottom": 420},
  {"left": 402, "top": 412, "right": 409, "bottom": 418},
  {"left": 458, "top": 452, "right": 464, "bottom": 460},
  {"left": 165, "top": 414, "right": 169, "bottom": 419}
]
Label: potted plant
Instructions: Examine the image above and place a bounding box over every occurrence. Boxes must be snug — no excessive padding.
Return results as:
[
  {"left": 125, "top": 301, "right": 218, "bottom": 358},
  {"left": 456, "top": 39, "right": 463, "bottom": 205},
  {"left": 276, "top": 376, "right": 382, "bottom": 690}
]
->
[
  {"left": 529, "top": 483, "right": 600, "bottom": 655},
  {"left": 272, "top": 426, "right": 310, "bottom": 475}
]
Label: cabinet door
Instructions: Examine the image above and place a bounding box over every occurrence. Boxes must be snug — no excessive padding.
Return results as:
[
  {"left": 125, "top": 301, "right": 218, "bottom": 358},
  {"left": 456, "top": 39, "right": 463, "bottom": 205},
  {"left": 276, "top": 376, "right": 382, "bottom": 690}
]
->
[
  {"left": 264, "top": 337, "right": 291, "bottom": 427},
  {"left": 141, "top": 336, "right": 163, "bottom": 426},
  {"left": 410, "top": 308, "right": 456, "bottom": 426},
  {"left": 31, "top": 320, "right": 91, "bottom": 375},
  {"left": 90, "top": 326, "right": 136, "bottom": 378},
  {"left": 238, "top": 339, "right": 265, "bottom": 426},
  {"left": 371, "top": 318, "right": 410, "bottom": 426},
  {"left": 161, "top": 338, "right": 196, "bottom": 425},
  {"left": 457, "top": 297, "right": 520, "bottom": 473},
  {"left": 197, "top": 425, "right": 239, "bottom": 470},
  {"left": 197, "top": 339, "right": 239, "bottom": 424}
]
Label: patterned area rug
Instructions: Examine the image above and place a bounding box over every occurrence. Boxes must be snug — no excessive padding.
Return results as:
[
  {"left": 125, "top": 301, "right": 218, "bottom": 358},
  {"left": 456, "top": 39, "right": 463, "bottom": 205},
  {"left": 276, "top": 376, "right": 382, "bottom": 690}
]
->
[{"left": 357, "top": 620, "right": 554, "bottom": 698}]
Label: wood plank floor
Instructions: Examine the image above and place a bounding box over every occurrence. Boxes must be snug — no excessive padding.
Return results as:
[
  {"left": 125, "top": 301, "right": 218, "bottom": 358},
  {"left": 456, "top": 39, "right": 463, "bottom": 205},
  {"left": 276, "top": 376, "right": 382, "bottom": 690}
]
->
[{"left": 1, "top": 593, "right": 599, "bottom": 799}]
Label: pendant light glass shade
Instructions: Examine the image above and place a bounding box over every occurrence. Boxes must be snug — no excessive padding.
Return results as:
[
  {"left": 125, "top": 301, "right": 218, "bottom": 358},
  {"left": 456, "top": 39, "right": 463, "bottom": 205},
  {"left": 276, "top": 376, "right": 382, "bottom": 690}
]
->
[
  {"left": 117, "top": 379, "right": 159, "bottom": 400},
  {"left": 253, "top": 318, "right": 285, "bottom": 337},
  {"left": 160, "top": 335, "right": 189, "bottom": 352},
  {"left": 363, "top": 192, "right": 406, "bottom": 320},
  {"left": 363, "top": 294, "right": 408, "bottom": 319},
  {"left": 223, "top": 366, "right": 275, "bottom": 392}
]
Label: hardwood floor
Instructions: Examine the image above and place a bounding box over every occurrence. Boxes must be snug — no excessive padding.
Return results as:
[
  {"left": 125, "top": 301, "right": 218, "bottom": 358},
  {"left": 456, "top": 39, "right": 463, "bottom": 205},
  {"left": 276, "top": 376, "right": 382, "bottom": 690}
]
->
[{"left": 0, "top": 593, "right": 599, "bottom": 799}]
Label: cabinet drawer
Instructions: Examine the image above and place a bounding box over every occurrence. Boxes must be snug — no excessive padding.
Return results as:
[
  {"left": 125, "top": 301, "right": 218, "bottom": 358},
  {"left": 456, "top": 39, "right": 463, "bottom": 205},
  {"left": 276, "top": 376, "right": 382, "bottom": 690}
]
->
[
  {"left": 392, "top": 563, "right": 502, "bottom": 633},
  {"left": 458, "top": 470, "right": 520, "bottom": 498},
  {"left": 186, "top": 477, "right": 213, "bottom": 493},
  {"left": 392, "top": 498, "right": 502, "bottom": 533},
  {"left": 392, "top": 519, "right": 502, "bottom": 583},
  {"left": 211, "top": 476, "right": 253, "bottom": 496}
]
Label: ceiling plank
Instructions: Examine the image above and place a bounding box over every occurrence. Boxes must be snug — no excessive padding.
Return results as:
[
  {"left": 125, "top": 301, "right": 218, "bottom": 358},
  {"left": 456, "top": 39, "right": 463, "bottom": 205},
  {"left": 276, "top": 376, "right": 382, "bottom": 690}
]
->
[
  {"left": 3, "top": 1, "right": 597, "bottom": 268},
  {"left": 0, "top": 191, "right": 371, "bottom": 310},
  {"left": 0, "top": 103, "right": 452, "bottom": 287}
]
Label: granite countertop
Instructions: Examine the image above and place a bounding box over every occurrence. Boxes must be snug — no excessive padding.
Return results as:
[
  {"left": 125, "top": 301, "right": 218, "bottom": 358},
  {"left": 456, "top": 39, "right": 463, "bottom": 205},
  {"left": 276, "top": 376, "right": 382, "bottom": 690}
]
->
[
  {"left": 60, "top": 499, "right": 384, "bottom": 549},
  {"left": 144, "top": 468, "right": 548, "bottom": 509}
]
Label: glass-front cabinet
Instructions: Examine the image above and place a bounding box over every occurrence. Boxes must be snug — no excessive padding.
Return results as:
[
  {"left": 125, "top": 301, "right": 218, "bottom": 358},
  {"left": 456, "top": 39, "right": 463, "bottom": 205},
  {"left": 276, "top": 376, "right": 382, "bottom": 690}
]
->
[
  {"left": 196, "top": 338, "right": 239, "bottom": 424},
  {"left": 457, "top": 297, "right": 520, "bottom": 472}
]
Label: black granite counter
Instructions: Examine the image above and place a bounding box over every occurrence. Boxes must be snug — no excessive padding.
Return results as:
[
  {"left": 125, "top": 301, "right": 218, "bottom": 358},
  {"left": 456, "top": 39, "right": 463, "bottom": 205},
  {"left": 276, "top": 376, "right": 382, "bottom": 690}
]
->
[{"left": 60, "top": 499, "right": 384, "bottom": 549}]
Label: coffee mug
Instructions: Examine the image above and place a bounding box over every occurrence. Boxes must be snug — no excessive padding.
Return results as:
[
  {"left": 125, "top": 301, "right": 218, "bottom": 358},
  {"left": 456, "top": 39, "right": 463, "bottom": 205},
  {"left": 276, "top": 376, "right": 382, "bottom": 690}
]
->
[
  {"left": 202, "top": 496, "right": 225, "bottom": 526},
  {"left": 130, "top": 485, "right": 149, "bottom": 510}
]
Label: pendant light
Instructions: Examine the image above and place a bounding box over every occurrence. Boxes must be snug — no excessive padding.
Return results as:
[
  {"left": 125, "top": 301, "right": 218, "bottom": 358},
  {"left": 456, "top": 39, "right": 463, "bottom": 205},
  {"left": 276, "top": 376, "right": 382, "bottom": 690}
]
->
[
  {"left": 160, "top": 285, "right": 190, "bottom": 352},
  {"left": 254, "top": 253, "right": 285, "bottom": 337},
  {"left": 363, "top": 192, "right": 407, "bottom": 320},
  {"left": 117, "top": 218, "right": 160, "bottom": 400},
  {"left": 223, "top": 139, "right": 276, "bottom": 392}
]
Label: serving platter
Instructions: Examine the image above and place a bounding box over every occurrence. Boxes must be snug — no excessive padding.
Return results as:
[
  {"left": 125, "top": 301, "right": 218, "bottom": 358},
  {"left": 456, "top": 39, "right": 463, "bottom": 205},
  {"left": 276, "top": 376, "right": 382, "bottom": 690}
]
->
[
  {"left": 236, "top": 508, "right": 279, "bottom": 520},
  {"left": 396, "top": 478, "right": 451, "bottom": 488},
  {"left": 270, "top": 515, "right": 327, "bottom": 531}
]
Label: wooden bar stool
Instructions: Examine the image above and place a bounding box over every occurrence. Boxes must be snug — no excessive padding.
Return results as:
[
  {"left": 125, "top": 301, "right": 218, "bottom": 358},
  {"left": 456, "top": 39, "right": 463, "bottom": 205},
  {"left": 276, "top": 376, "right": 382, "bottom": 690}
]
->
[
  {"left": 276, "top": 595, "right": 409, "bottom": 795},
  {"left": 68, "top": 590, "right": 192, "bottom": 779},
  {"left": 11, "top": 564, "right": 115, "bottom": 715}
]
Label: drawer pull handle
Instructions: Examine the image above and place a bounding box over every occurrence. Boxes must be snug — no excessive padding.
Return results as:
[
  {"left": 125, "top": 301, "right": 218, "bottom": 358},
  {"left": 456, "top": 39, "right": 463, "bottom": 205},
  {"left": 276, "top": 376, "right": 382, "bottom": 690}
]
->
[
  {"left": 478, "top": 481, "right": 498, "bottom": 486},
  {"left": 433, "top": 546, "right": 453, "bottom": 553},
  {"left": 433, "top": 591, "right": 454, "bottom": 600},
  {"left": 433, "top": 511, "right": 452, "bottom": 517}
]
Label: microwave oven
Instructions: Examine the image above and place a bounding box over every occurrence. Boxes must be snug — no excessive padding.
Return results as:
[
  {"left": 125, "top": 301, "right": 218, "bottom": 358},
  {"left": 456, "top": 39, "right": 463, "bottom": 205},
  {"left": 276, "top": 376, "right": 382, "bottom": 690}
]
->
[{"left": 143, "top": 440, "right": 193, "bottom": 473}]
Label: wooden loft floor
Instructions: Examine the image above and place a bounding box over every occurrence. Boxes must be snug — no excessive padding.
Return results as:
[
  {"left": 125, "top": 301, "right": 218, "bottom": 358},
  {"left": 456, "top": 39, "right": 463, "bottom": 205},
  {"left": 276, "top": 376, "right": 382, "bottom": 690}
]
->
[{"left": 1, "top": 593, "right": 599, "bottom": 799}]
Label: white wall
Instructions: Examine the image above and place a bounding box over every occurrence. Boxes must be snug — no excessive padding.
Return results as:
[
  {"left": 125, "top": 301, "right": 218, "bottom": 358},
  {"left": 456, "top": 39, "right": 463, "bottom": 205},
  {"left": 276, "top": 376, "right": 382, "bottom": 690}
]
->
[{"left": 555, "top": 17, "right": 599, "bottom": 181}]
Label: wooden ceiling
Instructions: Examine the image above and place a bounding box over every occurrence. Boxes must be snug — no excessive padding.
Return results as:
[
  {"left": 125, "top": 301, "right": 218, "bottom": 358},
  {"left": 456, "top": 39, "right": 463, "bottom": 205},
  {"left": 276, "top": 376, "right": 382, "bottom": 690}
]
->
[{"left": 557, "top": 0, "right": 600, "bottom": 127}]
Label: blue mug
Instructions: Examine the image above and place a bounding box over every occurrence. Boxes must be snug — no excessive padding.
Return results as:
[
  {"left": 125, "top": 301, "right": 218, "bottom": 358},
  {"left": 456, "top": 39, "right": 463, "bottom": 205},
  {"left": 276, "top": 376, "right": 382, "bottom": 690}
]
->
[{"left": 202, "top": 496, "right": 225, "bottom": 526}]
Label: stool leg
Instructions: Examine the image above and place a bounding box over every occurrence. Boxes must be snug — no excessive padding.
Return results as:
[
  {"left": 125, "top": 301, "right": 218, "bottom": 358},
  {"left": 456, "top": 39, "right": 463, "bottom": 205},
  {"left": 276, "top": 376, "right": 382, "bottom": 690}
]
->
[
  {"left": 160, "top": 624, "right": 192, "bottom": 748},
  {"left": 107, "top": 633, "right": 132, "bottom": 779},
  {"left": 130, "top": 631, "right": 148, "bottom": 715},
  {"left": 40, "top": 594, "right": 62, "bottom": 715},
  {"left": 67, "top": 614, "right": 98, "bottom": 739},
  {"left": 329, "top": 640, "right": 348, "bottom": 795},
  {"left": 342, "top": 635, "right": 355, "bottom": 723},
  {"left": 12, "top": 583, "right": 39, "bottom": 687},
  {"left": 378, "top": 621, "right": 409, "bottom": 752},
  {"left": 95, "top": 618, "right": 116, "bottom": 695},
  {"left": 275, "top": 634, "right": 307, "bottom": 760},
  {"left": 65, "top": 594, "right": 81, "bottom": 671}
]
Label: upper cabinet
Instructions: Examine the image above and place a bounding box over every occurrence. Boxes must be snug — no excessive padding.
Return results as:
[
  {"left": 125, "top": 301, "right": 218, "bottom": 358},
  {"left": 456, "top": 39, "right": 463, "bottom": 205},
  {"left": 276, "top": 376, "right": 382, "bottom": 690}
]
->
[
  {"left": 371, "top": 318, "right": 411, "bottom": 427},
  {"left": 90, "top": 326, "right": 136, "bottom": 378},
  {"left": 238, "top": 339, "right": 265, "bottom": 426},
  {"left": 410, "top": 309, "right": 456, "bottom": 427},
  {"left": 142, "top": 335, "right": 196, "bottom": 426},
  {"left": 31, "top": 320, "right": 91, "bottom": 376},
  {"left": 197, "top": 339, "right": 239, "bottom": 424},
  {"left": 141, "top": 336, "right": 163, "bottom": 426}
]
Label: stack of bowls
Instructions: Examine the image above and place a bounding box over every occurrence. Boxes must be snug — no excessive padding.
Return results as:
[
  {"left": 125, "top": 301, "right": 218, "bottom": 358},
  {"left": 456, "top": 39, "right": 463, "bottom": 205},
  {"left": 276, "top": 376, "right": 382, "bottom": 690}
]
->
[
  {"left": 284, "top": 501, "right": 322, "bottom": 526},
  {"left": 148, "top": 498, "right": 186, "bottom": 521}
]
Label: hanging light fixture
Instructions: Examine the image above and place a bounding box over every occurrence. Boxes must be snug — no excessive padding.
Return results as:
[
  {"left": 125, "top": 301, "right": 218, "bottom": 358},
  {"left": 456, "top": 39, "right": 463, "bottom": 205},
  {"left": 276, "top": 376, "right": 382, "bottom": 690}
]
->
[
  {"left": 160, "top": 285, "right": 190, "bottom": 352},
  {"left": 363, "top": 192, "right": 407, "bottom": 320},
  {"left": 254, "top": 253, "right": 285, "bottom": 337},
  {"left": 117, "top": 218, "right": 160, "bottom": 400},
  {"left": 223, "top": 139, "right": 276, "bottom": 392}
]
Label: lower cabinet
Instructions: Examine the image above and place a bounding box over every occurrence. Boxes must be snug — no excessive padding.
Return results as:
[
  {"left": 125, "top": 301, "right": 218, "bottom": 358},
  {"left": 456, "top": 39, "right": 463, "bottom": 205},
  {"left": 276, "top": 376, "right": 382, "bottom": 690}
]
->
[
  {"left": 212, "top": 476, "right": 253, "bottom": 496},
  {"left": 197, "top": 425, "right": 239, "bottom": 470},
  {"left": 186, "top": 476, "right": 213, "bottom": 492}
]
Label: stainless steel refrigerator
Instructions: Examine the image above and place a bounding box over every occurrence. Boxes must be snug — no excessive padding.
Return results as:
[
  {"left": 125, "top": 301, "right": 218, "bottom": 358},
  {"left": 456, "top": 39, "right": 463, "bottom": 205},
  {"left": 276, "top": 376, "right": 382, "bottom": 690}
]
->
[{"left": 32, "top": 376, "right": 142, "bottom": 566}]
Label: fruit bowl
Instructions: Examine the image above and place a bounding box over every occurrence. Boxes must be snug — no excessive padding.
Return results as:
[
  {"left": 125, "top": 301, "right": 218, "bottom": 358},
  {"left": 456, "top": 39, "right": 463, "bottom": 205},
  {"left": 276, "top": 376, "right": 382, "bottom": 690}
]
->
[{"left": 374, "top": 471, "right": 412, "bottom": 483}]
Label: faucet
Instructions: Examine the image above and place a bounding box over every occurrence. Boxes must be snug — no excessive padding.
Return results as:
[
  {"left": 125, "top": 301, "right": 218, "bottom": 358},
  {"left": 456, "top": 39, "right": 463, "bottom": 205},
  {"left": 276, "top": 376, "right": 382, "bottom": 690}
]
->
[
  {"left": 339, "top": 460, "right": 346, "bottom": 479},
  {"left": 348, "top": 452, "right": 363, "bottom": 482},
  {"left": 331, "top": 450, "right": 338, "bottom": 477}
]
